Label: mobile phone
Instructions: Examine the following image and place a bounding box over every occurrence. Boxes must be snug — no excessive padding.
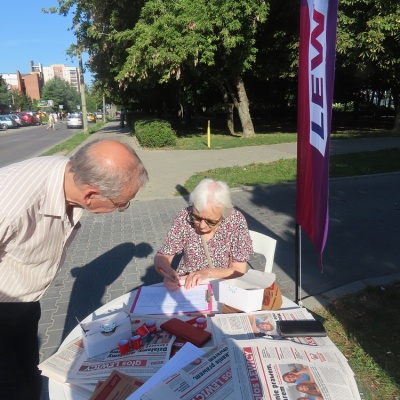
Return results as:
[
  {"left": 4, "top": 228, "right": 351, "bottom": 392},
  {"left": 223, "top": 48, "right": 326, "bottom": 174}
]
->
[{"left": 276, "top": 320, "right": 326, "bottom": 337}]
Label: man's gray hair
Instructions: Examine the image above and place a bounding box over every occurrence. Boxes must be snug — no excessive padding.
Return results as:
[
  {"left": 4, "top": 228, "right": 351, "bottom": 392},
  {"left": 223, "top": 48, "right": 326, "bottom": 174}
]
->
[
  {"left": 189, "top": 178, "right": 233, "bottom": 216},
  {"left": 69, "top": 139, "right": 148, "bottom": 198}
]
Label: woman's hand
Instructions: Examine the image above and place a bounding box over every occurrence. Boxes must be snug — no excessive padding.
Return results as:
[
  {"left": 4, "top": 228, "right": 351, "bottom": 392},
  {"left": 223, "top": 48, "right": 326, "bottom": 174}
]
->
[
  {"left": 163, "top": 274, "right": 181, "bottom": 291},
  {"left": 183, "top": 270, "right": 212, "bottom": 290},
  {"left": 154, "top": 253, "right": 181, "bottom": 291}
]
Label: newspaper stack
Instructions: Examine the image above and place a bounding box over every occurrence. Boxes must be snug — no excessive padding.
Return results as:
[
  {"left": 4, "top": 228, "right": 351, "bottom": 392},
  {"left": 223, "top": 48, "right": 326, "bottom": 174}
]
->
[
  {"left": 40, "top": 309, "right": 362, "bottom": 399},
  {"left": 140, "top": 309, "right": 362, "bottom": 400}
]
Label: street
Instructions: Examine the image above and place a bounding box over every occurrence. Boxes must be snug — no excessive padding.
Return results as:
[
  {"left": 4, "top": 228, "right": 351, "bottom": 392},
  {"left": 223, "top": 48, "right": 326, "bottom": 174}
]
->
[{"left": 0, "top": 121, "right": 77, "bottom": 167}]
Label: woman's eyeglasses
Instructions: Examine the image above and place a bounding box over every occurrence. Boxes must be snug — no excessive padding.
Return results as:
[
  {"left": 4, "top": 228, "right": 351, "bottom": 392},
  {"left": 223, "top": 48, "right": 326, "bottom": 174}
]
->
[{"left": 189, "top": 212, "right": 222, "bottom": 227}]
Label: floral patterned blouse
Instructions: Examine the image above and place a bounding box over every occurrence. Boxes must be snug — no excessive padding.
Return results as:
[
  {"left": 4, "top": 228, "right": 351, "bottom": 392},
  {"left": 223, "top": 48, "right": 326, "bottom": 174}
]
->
[{"left": 158, "top": 207, "right": 253, "bottom": 276}]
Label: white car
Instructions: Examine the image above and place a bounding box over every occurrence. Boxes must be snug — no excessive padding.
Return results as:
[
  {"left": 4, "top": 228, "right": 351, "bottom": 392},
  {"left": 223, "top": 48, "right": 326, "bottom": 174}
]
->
[
  {"left": 9, "top": 114, "right": 25, "bottom": 126},
  {"left": 66, "top": 112, "right": 83, "bottom": 129},
  {"left": 0, "top": 115, "right": 18, "bottom": 130},
  {"left": 95, "top": 112, "right": 103, "bottom": 119}
]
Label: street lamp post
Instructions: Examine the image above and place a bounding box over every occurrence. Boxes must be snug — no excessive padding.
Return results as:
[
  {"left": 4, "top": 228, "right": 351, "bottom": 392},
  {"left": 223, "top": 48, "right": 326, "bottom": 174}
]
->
[
  {"left": 76, "top": 23, "right": 88, "bottom": 134},
  {"left": 78, "top": 53, "right": 88, "bottom": 134}
]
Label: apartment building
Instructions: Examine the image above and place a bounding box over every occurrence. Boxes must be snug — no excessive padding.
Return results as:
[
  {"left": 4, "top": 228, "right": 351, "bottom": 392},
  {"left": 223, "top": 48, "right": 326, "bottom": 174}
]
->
[
  {"left": 42, "top": 64, "right": 80, "bottom": 92},
  {"left": 1, "top": 61, "right": 80, "bottom": 104}
]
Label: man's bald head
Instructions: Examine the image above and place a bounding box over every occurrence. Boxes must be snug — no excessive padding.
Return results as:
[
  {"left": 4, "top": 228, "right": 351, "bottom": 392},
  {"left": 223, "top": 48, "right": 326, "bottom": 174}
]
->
[{"left": 69, "top": 139, "right": 148, "bottom": 199}]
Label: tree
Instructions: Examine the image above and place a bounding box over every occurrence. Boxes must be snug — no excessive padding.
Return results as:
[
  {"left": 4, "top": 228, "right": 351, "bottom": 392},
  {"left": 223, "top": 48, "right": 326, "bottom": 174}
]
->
[
  {"left": 51, "top": 0, "right": 144, "bottom": 109},
  {"left": 0, "top": 81, "right": 11, "bottom": 112},
  {"left": 116, "top": 0, "right": 269, "bottom": 137},
  {"left": 336, "top": 0, "right": 400, "bottom": 131},
  {"left": 41, "top": 77, "right": 81, "bottom": 112}
]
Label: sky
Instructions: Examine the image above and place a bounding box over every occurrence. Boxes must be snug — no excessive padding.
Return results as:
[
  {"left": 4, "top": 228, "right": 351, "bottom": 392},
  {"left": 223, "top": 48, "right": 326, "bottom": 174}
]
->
[{"left": 0, "top": 0, "right": 93, "bottom": 85}]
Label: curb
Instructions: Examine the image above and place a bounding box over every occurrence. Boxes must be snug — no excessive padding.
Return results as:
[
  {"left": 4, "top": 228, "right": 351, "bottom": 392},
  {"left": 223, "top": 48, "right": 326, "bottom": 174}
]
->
[{"left": 301, "top": 273, "right": 400, "bottom": 311}]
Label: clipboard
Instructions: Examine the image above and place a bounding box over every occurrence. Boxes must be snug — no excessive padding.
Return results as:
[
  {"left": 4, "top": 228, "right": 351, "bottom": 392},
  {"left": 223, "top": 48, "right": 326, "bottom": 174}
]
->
[{"left": 130, "top": 284, "right": 213, "bottom": 314}]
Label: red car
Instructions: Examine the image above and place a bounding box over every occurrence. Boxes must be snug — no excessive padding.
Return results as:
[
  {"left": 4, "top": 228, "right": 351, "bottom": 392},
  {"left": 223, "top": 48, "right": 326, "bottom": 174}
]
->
[
  {"left": 19, "top": 112, "right": 41, "bottom": 125},
  {"left": 19, "top": 112, "right": 34, "bottom": 125}
]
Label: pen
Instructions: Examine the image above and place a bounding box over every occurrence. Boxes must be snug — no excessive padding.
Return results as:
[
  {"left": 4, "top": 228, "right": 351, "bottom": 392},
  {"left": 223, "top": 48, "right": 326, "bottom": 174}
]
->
[{"left": 156, "top": 267, "right": 181, "bottom": 287}]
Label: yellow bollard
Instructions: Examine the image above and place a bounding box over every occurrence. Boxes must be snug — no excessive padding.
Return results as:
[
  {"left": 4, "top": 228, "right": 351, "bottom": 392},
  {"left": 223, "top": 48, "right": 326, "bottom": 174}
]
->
[{"left": 207, "top": 120, "right": 211, "bottom": 148}]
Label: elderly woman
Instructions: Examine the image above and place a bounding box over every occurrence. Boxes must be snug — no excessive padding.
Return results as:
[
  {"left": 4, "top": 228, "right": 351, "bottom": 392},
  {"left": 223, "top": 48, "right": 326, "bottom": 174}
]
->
[{"left": 154, "top": 179, "right": 253, "bottom": 290}]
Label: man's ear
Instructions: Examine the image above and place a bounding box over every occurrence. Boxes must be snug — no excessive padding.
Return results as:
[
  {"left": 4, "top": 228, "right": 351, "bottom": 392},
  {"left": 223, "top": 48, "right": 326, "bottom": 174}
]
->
[{"left": 82, "top": 187, "right": 100, "bottom": 206}]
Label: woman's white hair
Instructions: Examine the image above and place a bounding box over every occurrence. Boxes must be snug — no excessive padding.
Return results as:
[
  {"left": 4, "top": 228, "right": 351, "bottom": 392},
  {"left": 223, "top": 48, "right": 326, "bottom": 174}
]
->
[{"left": 189, "top": 179, "right": 233, "bottom": 216}]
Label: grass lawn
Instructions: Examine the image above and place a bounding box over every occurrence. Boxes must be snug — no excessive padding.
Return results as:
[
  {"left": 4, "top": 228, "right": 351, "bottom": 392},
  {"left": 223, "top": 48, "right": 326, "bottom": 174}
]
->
[
  {"left": 315, "top": 283, "right": 400, "bottom": 400},
  {"left": 171, "top": 129, "right": 398, "bottom": 150},
  {"left": 182, "top": 148, "right": 400, "bottom": 192}
]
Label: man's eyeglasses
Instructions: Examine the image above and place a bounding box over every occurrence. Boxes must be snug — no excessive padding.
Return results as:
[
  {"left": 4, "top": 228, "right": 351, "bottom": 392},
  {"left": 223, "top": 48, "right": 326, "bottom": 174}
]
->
[
  {"left": 108, "top": 198, "right": 131, "bottom": 212},
  {"left": 189, "top": 212, "right": 222, "bottom": 227}
]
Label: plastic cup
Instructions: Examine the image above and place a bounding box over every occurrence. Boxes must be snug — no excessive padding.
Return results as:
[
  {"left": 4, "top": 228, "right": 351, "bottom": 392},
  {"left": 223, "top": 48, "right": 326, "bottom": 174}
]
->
[
  {"left": 131, "top": 335, "right": 143, "bottom": 350},
  {"left": 196, "top": 317, "right": 207, "bottom": 329},
  {"left": 118, "top": 339, "right": 130, "bottom": 355}
]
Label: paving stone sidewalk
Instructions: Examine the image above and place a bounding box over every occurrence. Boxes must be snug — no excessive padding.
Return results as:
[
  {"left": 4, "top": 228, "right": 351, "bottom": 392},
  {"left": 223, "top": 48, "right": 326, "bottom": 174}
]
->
[{"left": 38, "top": 120, "right": 400, "bottom": 399}]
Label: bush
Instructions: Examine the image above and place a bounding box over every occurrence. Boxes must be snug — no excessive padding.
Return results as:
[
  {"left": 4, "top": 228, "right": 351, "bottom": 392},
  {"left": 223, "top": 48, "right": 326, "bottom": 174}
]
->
[{"left": 134, "top": 119, "right": 176, "bottom": 148}]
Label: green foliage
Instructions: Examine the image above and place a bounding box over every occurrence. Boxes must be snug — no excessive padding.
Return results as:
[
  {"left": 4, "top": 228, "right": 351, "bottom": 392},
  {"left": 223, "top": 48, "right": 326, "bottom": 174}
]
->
[
  {"left": 53, "top": 0, "right": 400, "bottom": 131},
  {"left": 41, "top": 77, "right": 81, "bottom": 112},
  {"left": 0, "top": 81, "right": 10, "bottom": 110},
  {"left": 117, "top": 0, "right": 269, "bottom": 84},
  {"left": 134, "top": 119, "right": 176, "bottom": 147},
  {"left": 332, "top": 102, "right": 354, "bottom": 112},
  {"left": 20, "top": 93, "right": 33, "bottom": 111},
  {"left": 337, "top": 1, "right": 400, "bottom": 84},
  {"left": 85, "top": 87, "right": 100, "bottom": 113}
]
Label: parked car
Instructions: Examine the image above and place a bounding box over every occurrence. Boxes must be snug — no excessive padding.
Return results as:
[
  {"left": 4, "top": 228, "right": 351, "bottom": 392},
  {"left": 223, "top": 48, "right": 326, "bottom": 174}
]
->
[
  {"left": 33, "top": 113, "right": 41, "bottom": 125},
  {"left": 67, "top": 112, "right": 83, "bottom": 129},
  {"left": 16, "top": 113, "right": 30, "bottom": 126},
  {"left": 25, "top": 111, "right": 42, "bottom": 125},
  {"left": 19, "top": 112, "right": 34, "bottom": 125},
  {"left": 9, "top": 114, "right": 24, "bottom": 126},
  {"left": 87, "top": 113, "right": 96, "bottom": 123},
  {"left": 0, "top": 115, "right": 18, "bottom": 130},
  {"left": 95, "top": 111, "right": 103, "bottom": 120}
]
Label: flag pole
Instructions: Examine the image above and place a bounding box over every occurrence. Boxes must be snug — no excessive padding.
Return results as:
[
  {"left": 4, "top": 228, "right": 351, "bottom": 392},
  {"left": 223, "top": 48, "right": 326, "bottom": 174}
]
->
[{"left": 295, "top": 223, "right": 301, "bottom": 304}]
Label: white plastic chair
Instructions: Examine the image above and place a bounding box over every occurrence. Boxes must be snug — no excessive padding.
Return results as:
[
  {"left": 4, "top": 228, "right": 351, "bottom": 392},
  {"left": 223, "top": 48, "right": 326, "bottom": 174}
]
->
[{"left": 248, "top": 230, "right": 277, "bottom": 273}]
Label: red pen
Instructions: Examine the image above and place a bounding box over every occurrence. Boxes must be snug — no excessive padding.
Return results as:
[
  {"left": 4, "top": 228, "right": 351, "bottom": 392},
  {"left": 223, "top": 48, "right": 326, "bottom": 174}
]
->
[{"left": 156, "top": 267, "right": 181, "bottom": 287}]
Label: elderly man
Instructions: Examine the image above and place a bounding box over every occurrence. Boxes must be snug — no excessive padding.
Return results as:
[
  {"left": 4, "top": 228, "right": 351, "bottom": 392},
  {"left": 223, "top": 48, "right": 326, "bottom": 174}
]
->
[{"left": 0, "top": 139, "right": 148, "bottom": 400}]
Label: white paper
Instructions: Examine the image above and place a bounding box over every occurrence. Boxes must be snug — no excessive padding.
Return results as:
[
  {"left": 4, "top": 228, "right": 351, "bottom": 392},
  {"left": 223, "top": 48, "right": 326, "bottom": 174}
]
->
[
  {"left": 132, "top": 285, "right": 210, "bottom": 314},
  {"left": 127, "top": 342, "right": 205, "bottom": 400}
]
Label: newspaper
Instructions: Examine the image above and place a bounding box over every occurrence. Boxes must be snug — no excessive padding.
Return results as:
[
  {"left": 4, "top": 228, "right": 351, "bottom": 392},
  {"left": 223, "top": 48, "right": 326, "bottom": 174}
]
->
[
  {"left": 227, "top": 338, "right": 361, "bottom": 400},
  {"left": 39, "top": 316, "right": 176, "bottom": 387},
  {"left": 209, "top": 309, "right": 336, "bottom": 346},
  {"left": 69, "top": 334, "right": 174, "bottom": 384},
  {"left": 39, "top": 313, "right": 212, "bottom": 392},
  {"left": 141, "top": 344, "right": 235, "bottom": 400}
]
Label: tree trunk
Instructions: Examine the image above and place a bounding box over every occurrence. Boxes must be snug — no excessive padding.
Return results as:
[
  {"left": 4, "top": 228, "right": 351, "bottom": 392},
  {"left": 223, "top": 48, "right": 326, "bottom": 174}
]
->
[
  {"left": 219, "top": 84, "right": 235, "bottom": 135},
  {"left": 392, "top": 88, "right": 400, "bottom": 133},
  {"left": 226, "top": 103, "right": 235, "bottom": 136},
  {"left": 226, "top": 76, "right": 255, "bottom": 138}
]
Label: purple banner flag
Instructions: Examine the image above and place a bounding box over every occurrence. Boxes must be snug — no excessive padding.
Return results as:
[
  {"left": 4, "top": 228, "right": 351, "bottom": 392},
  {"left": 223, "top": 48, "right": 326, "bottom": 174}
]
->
[{"left": 296, "top": 0, "right": 339, "bottom": 259}]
